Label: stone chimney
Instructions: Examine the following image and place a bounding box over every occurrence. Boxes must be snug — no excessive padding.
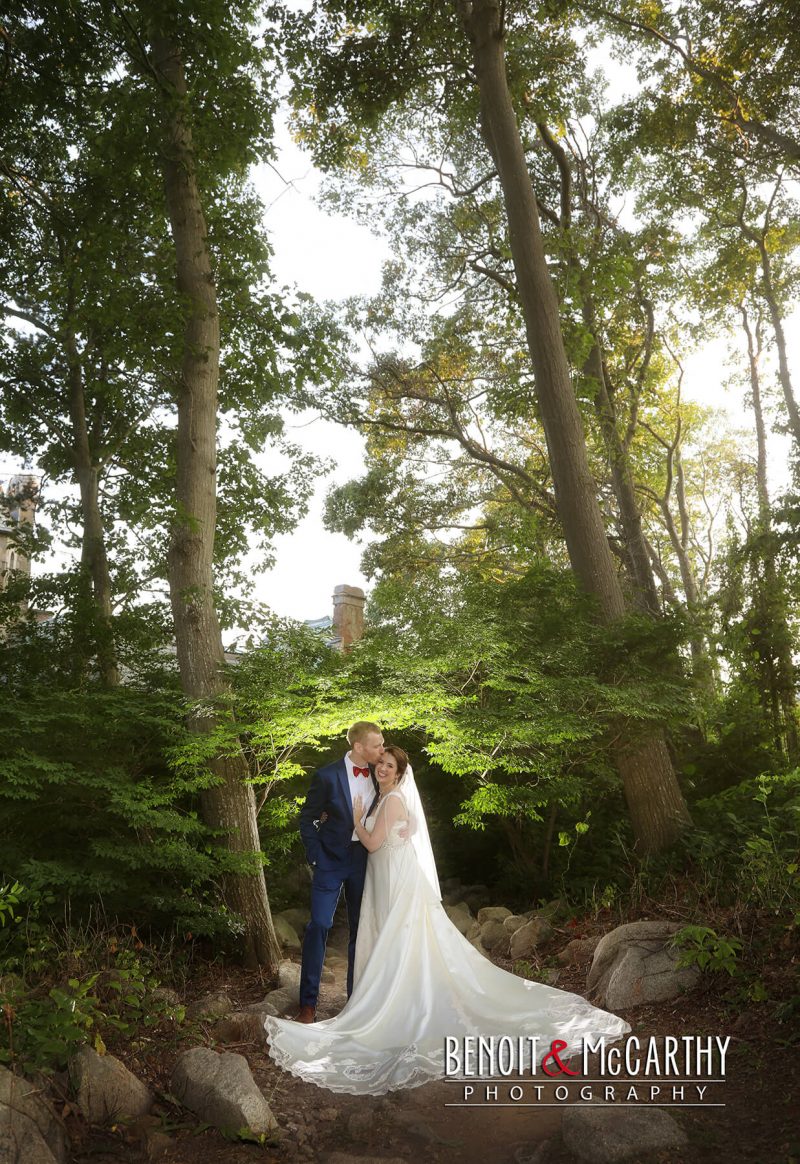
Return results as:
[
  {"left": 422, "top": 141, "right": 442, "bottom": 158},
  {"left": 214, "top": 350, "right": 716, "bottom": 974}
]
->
[
  {"left": 0, "top": 474, "right": 39, "bottom": 584},
  {"left": 332, "top": 584, "right": 366, "bottom": 651}
]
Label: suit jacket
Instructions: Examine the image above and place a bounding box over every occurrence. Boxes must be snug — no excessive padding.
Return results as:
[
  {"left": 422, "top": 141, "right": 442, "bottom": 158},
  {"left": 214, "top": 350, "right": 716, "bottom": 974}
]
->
[{"left": 298, "top": 757, "right": 378, "bottom": 869}]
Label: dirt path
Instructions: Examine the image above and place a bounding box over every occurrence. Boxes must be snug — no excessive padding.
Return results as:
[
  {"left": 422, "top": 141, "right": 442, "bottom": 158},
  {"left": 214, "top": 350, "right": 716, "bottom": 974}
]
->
[
  {"left": 243, "top": 926, "right": 562, "bottom": 1164},
  {"left": 68, "top": 915, "right": 799, "bottom": 1163}
]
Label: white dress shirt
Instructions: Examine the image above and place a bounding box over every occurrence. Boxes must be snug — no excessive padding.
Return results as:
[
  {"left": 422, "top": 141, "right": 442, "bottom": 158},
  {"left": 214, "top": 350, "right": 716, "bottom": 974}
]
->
[{"left": 345, "top": 751, "right": 376, "bottom": 840}]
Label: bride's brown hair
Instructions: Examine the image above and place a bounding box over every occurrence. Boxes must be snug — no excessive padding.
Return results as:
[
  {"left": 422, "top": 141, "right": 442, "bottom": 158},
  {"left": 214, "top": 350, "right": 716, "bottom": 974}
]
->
[{"left": 383, "top": 745, "right": 409, "bottom": 780}]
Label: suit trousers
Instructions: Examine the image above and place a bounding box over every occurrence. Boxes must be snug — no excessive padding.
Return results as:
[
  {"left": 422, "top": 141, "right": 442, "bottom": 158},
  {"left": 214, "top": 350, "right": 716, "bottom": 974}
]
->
[{"left": 299, "top": 841, "right": 367, "bottom": 1008}]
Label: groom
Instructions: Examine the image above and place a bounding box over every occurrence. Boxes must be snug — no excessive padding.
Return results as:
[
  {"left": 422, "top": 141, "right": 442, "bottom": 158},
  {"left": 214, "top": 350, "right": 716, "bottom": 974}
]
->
[{"left": 294, "top": 720, "right": 385, "bottom": 1022}]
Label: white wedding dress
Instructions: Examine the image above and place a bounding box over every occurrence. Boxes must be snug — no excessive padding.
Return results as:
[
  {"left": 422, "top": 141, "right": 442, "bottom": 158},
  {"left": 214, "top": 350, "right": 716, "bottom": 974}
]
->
[{"left": 264, "top": 789, "right": 630, "bottom": 1094}]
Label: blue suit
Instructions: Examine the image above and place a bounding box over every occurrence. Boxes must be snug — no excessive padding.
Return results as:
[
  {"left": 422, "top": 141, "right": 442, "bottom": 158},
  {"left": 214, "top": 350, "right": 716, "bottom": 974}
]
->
[{"left": 297, "top": 757, "right": 378, "bottom": 1007}]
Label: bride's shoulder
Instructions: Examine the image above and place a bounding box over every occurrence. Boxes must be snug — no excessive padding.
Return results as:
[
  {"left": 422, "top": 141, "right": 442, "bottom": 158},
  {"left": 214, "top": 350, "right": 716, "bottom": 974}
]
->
[{"left": 385, "top": 789, "right": 408, "bottom": 809}]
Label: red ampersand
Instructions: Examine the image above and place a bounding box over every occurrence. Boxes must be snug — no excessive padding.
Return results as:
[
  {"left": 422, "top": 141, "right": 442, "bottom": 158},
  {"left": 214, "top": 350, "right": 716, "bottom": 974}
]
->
[{"left": 541, "top": 1039, "right": 580, "bottom": 1077}]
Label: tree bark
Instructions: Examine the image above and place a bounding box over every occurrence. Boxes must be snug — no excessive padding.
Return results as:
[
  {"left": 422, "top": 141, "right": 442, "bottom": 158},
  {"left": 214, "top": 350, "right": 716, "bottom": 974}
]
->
[
  {"left": 459, "top": 0, "right": 691, "bottom": 853},
  {"left": 582, "top": 302, "right": 660, "bottom": 614},
  {"left": 535, "top": 122, "right": 659, "bottom": 615},
  {"left": 756, "top": 237, "right": 800, "bottom": 453},
  {"left": 151, "top": 32, "right": 281, "bottom": 970},
  {"left": 741, "top": 305, "right": 798, "bottom": 761},
  {"left": 64, "top": 323, "right": 119, "bottom": 686}
]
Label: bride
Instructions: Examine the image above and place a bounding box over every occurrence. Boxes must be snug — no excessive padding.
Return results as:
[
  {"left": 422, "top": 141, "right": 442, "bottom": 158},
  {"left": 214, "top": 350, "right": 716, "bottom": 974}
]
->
[{"left": 264, "top": 746, "right": 630, "bottom": 1094}]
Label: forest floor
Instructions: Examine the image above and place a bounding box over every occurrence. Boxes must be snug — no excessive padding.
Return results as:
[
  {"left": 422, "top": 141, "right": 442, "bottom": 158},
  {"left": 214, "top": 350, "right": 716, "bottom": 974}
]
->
[{"left": 66, "top": 906, "right": 799, "bottom": 1164}]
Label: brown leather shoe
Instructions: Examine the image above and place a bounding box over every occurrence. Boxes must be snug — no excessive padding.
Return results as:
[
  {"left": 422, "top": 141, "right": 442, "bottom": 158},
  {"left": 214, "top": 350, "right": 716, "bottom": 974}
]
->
[{"left": 293, "top": 1005, "right": 316, "bottom": 1024}]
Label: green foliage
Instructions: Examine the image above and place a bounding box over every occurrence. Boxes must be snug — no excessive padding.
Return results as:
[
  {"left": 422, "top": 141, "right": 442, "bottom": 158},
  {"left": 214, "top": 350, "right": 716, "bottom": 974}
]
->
[
  {"left": 230, "top": 564, "right": 692, "bottom": 897},
  {"left": 0, "top": 906, "right": 186, "bottom": 1074},
  {"left": 0, "top": 626, "right": 263, "bottom": 939},
  {"left": 670, "top": 924, "right": 743, "bottom": 976},
  {"left": 685, "top": 769, "right": 800, "bottom": 915}
]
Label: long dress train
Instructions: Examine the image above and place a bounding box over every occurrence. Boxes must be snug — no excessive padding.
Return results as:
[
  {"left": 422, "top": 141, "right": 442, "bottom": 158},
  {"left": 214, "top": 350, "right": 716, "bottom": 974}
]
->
[{"left": 265, "top": 790, "right": 630, "bottom": 1094}]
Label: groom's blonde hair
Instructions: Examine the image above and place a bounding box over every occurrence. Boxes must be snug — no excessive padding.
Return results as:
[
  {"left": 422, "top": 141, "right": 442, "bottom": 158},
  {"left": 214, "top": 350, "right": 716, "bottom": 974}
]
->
[{"left": 347, "top": 720, "right": 382, "bottom": 745}]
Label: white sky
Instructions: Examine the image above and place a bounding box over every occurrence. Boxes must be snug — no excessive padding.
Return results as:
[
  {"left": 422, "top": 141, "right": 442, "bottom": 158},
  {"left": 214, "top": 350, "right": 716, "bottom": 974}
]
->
[{"left": 3, "top": 49, "right": 796, "bottom": 629}]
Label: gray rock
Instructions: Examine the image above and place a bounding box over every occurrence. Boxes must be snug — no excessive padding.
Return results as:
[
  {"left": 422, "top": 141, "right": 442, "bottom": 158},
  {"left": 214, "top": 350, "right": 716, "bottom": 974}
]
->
[
  {"left": 479, "top": 918, "right": 511, "bottom": 955},
  {"left": 587, "top": 921, "right": 701, "bottom": 1010},
  {"left": 171, "top": 1046, "right": 277, "bottom": 1136},
  {"left": 185, "top": 990, "right": 234, "bottom": 1020},
  {"left": 469, "top": 934, "right": 490, "bottom": 958},
  {"left": 476, "top": 906, "right": 512, "bottom": 924},
  {"left": 0, "top": 1124, "right": 58, "bottom": 1164},
  {"left": 557, "top": 937, "right": 600, "bottom": 966},
  {"left": 561, "top": 1106, "right": 688, "bottom": 1162},
  {"left": 277, "top": 960, "right": 333, "bottom": 990},
  {"left": 277, "top": 960, "right": 302, "bottom": 990},
  {"left": 255, "top": 985, "right": 297, "bottom": 1017},
  {"left": 273, "top": 915, "right": 302, "bottom": 950},
  {"left": 0, "top": 1068, "right": 68, "bottom": 1164},
  {"left": 69, "top": 1046, "right": 152, "bottom": 1124},
  {"left": 444, "top": 903, "right": 474, "bottom": 935},
  {"left": 510, "top": 917, "right": 555, "bottom": 960},
  {"left": 503, "top": 914, "right": 529, "bottom": 934},
  {"left": 276, "top": 908, "right": 309, "bottom": 934}
]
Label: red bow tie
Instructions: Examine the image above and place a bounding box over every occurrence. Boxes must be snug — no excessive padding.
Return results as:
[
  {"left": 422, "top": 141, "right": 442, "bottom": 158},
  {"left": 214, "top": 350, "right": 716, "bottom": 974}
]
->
[{"left": 353, "top": 766, "right": 370, "bottom": 778}]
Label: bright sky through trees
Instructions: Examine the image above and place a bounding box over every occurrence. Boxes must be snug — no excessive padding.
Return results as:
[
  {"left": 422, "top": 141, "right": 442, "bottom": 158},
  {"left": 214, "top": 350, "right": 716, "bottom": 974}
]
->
[{"left": 3, "top": 40, "right": 797, "bottom": 629}]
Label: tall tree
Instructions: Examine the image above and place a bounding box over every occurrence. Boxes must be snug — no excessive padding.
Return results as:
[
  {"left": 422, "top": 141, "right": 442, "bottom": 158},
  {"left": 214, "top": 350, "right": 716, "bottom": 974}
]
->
[
  {"left": 145, "top": 23, "right": 279, "bottom": 967},
  {"left": 1, "top": 0, "right": 329, "bottom": 965},
  {"left": 288, "top": 0, "right": 691, "bottom": 851}
]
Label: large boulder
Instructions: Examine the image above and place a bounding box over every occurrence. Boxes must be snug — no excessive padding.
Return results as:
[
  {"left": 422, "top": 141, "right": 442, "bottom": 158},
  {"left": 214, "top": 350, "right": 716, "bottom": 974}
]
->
[
  {"left": 476, "top": 906, "right": 512, "bottom": 925},
  {"left": 587, "top": 921, "right": 701, "bottom": 1010},
  {"left": 561, "top": 1107, "right": 688, "bottom": 1162},
  {"left": 69, "top": 1046, "right": 152, "bottom": 1124},
  {"left": 171, "top": 1047, "right": 277, "bottom": 1137},
  {"left": 509, "top": 917, "right": 554, "bottom": 960},
  {"left": 0, "top": 1068, "right": 68, "bottom": 1164}
]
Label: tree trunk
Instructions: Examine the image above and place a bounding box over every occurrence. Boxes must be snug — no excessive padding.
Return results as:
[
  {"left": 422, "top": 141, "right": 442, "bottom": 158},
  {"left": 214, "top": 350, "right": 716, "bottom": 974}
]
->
[
  {"left": 64, "top": 324, "right": 119, "bottom": 686},
  {"left": 756, "top": 239, "right": 800, "bottom": 452},
  {"left": 535, "top": 123, "right": 659, "bottom": 615},
  {"left": 459, "top": 0, "right": 691, "bottom": 853},
  {"left": 151, "top": 32, "right": 281, "bottom": 970},
  {"left": 582, "top": 304, "right": 660, "bottom": 614},
  {"left": 741, "top": 305, "right": 798, "bottom": 761}
]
